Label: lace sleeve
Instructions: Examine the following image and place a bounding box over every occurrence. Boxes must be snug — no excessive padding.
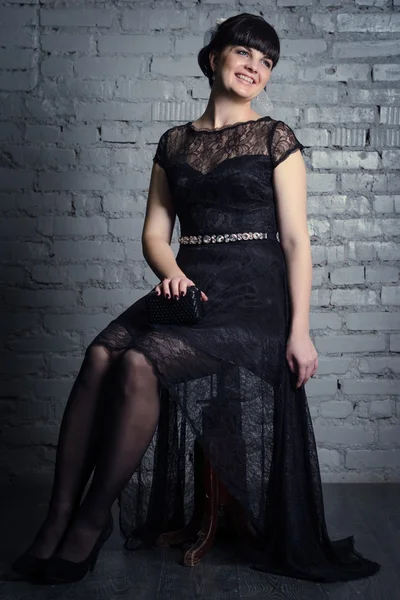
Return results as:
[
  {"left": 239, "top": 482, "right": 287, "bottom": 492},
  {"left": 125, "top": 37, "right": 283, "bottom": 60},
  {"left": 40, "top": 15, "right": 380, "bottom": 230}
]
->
[
  {"left": 270, "top": 121, "right": 305, "bottom": 169},
  {"left": 153, "top": 129, "right": 169, "bottom": 170}
]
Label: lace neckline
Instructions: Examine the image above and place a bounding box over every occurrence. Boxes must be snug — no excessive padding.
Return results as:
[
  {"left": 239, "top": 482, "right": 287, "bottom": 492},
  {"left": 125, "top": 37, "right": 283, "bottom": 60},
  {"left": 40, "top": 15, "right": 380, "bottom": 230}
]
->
[{"left": 187, "top": 115, "right": 271, "bottom": 133}]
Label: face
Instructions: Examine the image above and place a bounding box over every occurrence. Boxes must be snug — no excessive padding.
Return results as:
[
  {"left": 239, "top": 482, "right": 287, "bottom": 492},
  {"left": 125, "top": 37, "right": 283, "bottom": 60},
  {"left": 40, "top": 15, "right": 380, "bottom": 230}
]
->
[{"left": 210, "top": 44, "right": 273, "bottom": 98}]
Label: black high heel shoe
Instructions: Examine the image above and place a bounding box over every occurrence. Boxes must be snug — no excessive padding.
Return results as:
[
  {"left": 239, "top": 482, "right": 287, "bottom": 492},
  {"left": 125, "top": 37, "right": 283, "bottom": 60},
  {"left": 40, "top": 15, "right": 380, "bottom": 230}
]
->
[
  {"left": 12, "top": 553, "right": 50, "bottom": 581},
  {"left": 11, "top": 510, "right": 80, "bottom": 581},
  {"left": 11, "top": 509, "right": 113, "bottom": 582},
  {"left": 40, "top": 512, "right": 114, "bottom": 584}
]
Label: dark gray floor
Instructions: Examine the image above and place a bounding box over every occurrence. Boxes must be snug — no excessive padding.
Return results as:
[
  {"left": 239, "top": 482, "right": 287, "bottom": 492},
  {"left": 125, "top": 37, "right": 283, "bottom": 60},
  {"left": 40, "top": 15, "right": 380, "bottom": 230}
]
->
[{"left": 0, "top": 482, "right": 398, "bottom": 599}]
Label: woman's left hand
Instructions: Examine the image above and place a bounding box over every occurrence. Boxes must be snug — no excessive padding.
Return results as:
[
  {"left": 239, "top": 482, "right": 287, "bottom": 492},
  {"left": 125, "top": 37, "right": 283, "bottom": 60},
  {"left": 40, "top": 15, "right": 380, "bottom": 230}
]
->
[{"left": 286, "top": 331, "right": 318, "bottom": 389}]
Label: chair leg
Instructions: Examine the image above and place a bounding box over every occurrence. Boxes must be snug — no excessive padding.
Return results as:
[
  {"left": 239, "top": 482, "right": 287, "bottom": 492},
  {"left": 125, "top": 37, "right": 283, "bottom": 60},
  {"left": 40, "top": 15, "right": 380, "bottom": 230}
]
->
[
  {"left": 154, "top": 440, "right": 205, "bottom": 548},
  {"left": 223, "top": 495, "right": 259, "bottom": 546},
  {"left": 155, "top": 441, "right": 252, "bottom": 566},
  {"left": 183, "top": 456, "right": 219, "bottom": 566}
]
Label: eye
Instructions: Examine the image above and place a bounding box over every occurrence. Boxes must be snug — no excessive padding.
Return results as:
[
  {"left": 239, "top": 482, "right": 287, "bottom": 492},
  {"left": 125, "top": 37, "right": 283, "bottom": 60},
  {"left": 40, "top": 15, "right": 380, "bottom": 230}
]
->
[{"left": 236, "top": 49, "right": 272, "bottom": 68}]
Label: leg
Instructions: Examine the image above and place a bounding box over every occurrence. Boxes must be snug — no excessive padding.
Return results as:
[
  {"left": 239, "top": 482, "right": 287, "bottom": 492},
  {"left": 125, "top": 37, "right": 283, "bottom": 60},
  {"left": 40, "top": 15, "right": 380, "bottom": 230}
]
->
[
  {"left": 51, "top": 348, "right": 161, "bottom": 562},
  {"left": 27, "top": 344, "right": 123, "bottom": 559}
]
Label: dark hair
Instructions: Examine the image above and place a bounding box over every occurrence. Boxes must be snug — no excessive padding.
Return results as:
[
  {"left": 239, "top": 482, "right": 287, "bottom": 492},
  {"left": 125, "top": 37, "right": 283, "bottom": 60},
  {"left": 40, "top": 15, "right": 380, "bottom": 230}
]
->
[{"left": 197, "top": 13, "right": 280, "bottom": 90}]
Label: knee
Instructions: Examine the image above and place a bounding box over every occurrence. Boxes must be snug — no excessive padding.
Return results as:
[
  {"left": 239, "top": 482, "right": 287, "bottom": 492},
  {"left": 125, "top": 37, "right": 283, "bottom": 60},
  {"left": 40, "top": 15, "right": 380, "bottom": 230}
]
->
[
  {"left": 84, "top": 344, "right": 113, "bottom": 369},
  {"left": 118, "top": 349, "right": 156, "bottom": 390}
]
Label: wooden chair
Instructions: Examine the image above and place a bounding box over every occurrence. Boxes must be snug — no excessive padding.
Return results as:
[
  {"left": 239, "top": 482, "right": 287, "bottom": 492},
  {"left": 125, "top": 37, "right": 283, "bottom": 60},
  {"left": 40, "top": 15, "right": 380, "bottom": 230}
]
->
[{"left": 155, "top": 439, "right": 258, "bottom": 566}]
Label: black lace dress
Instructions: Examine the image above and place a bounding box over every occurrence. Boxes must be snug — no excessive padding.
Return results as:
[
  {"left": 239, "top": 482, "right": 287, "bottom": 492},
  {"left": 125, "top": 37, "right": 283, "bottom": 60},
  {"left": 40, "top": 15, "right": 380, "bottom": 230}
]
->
[{"left": 88, "top": 116, "right": 381, "bottom": 582}]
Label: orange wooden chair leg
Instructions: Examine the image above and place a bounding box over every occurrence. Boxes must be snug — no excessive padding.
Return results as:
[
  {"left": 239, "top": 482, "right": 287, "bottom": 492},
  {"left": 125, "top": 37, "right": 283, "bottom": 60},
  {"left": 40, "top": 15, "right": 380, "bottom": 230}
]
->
[
  {"left": 183, "top": 457, "right": 219, "bottom": 566},
  {"left": 155, "top": 440, "right": 205, "bottom": 548}
]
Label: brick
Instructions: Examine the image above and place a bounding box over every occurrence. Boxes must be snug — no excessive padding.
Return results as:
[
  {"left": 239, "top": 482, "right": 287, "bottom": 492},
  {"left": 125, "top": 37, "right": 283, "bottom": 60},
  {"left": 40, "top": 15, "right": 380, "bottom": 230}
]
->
[
  {"left": 49, "top": 356, "right": 83, "bottom": 377},
  {"left": 0, "top": 28, "right": 35, "bottom": 47},
  {"left": 52, "top": 241, "right": 124, "bottom": 261},
  {"left": 1, "top": 426, "right": 59, "bottom": 447},
  {"left": 346, "top": 450, "right": 400, "bottom": 469},
  {"left": 315, "top": 425, "right": 374, "bottom": 446},
  {"left": 312, "top": 151, "right": 379, "bottom": 170},
  {"left": 76, "top": 101, "right": 149, "bottom": 122},
  {"left": 306, "top": 106, "right": 374, "bottom": 123},
  {"left": 378, "top": 426, "right": 400, "bottom": 445},
  {"left": 38, "top": 171, "right": 109, "bottom": 192},
  {"left": 8, "top": 334, "right": 80, "bottom": 353},
  {"left": 304, "top": 379, "right": 337, "bottom": 397},
  {"left": 366, "top": 266, "right": 398, "bottom": 283},
  {"left": 53, "top": 217, "right": 107, "bottom": 237},
  {"left": 40, "top": 9, "right": 114, "bottom": 27},
  {"left": 25, "top": 125, "right": 60, "bottom": 143},
  {"left": 35, "top": 379, "right": 73, "bottom": 400},
  {"left": 310, "top": 312, "right": 342, "bottom": 330},
  {"left": 109, "top": 218, "right": 143, "bottom": 239},
  {"left": 373, "top": 195, "right": 395, "bottom": 213},
  {"left": 369, "top": 400, "right": 393, "bottom": 418},
  {"left": 41, "top": 57, "right": 73, "bottom": 78},
  {"left": 0, "top": 353, "right": 44, "bottom": 375},
  {"left": 337, "top": 14, "right": 400, "bottom": 33},
  {"left": 74, "top": 57, "right": 140, "bottom": 79},
  {"left": 82, "top": 288, "right": 138, "bottom": 308},
  {"left": 333, "top": 40, "right": 400, "bottom": 60},
  {"left": 43, "top": 313, "right": 111, "bottom": 332},
  {"left": 333, "top": 218, "right": 399, "bottom": 238},
  {"left": 0, "top": 7, "right": 37, "bottom": 27},
  {"left": 0, "top": 122, "right": 22, "bottom": 143},
  {"left": 315, "top": 357, "right": 352, "bottom": 375},
  {"left": 346, "top": 312, "right": 400, "bottom": 331},
  {"left": 98, "top": 34, "right": 170, "bottom": 55},
  {"left": 390, "top": 335, "right": 400, "bottom": 352},
  {"left": 331, "top": 289, "right": 378, "bottom": 306},
  {"left": 0, "top": 265, "right": 27, "bottom": 285},
  {"left": 41, "top": 33, "right": 91, "bottom": 53},
  {"left": 0, "top": 312, "right": 40, "bottom": 332},
  {"left": 121, "top": 9, "right": 188, "bottom": 31},
  {"left": 0, "top": 71, "right": 35, "bottom": 91},
  {"left": 0, "top": 49, "right": 32, "bottom": 69},
  {"left": 359, "top": 356, "right": 400, "bottom": 374},
  {"left": 341, "top": 380, "right": 399, "bottom": 396},
  {"left": 330, "top": 266, "right": 364, "bottom": 285},
  {"left": 317, "top": 448, "right": 341, "bottom": 468},
  {"left": 5, "top": 290, "right": 78, "bottom": 308},
  {"left": 31, "top": 264, "right": 103, "bottom": 284},
  {"left": 0, "top": 168, "right": 34, "bottom": 190},
  {"left": 320, "top": 400, "right": 354, "bottom": 418},
  {"left": 315, "top": 335, "right": 386, "bottom": 353},
  {"left": 382, "top": 287, "right": 400, "bottom": 305}
]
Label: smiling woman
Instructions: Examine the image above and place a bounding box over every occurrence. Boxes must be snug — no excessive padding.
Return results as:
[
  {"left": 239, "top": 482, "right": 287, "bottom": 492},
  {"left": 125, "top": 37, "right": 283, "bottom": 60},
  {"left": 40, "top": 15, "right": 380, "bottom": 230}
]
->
[{"left": 11, "top": 11, "right": 381, "bottom": 587}]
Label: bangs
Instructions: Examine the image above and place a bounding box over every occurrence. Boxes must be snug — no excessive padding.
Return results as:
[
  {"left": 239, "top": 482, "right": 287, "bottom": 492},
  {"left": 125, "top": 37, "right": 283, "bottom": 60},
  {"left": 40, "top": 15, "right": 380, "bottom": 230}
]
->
[{"left": 227, "top": 24, "right": 279, "bottom": 66}]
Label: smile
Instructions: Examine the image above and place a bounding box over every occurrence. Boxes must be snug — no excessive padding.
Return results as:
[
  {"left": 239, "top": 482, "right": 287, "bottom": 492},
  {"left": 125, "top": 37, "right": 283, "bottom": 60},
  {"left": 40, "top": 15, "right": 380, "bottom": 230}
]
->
[{"left": 235, "top": 73, "right": 256, "bottom": 84}]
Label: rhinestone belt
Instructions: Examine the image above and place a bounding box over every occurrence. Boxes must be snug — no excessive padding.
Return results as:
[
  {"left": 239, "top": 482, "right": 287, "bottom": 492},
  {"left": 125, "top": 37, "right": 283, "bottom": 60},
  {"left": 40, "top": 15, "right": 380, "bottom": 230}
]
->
[{"left": 178, "top": 231, "right": 280, "bottom": 245}]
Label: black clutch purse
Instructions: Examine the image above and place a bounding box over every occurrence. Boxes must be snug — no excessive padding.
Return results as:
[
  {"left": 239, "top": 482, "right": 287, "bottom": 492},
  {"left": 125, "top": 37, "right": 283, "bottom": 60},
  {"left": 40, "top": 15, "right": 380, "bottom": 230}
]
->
[{"left": 145, "top": 285, "right": 205, "bottom": 325}]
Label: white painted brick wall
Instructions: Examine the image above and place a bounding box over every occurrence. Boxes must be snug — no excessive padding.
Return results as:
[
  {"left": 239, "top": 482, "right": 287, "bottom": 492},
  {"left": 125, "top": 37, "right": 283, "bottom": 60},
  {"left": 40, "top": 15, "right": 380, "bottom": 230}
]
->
[{"left": 0, "top": 2, "right": 399, "bottom": 485}]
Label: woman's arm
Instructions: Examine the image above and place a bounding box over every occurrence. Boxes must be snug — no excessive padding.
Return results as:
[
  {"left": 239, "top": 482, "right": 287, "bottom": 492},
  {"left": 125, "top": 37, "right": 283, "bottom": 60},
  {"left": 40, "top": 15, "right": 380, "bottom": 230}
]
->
[
  {"left": 272, "top": 149, "right": 311, "bottom": 335},
  {"left": 142, "top": 163, "right": 185, "bottom": 280}
]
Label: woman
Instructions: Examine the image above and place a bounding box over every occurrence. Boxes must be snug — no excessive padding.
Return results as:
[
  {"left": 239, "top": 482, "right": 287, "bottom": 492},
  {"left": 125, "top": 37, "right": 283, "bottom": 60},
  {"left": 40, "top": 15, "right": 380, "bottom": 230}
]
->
[{"left": 12, "top": 12, "right": 380, "bottom": 584}]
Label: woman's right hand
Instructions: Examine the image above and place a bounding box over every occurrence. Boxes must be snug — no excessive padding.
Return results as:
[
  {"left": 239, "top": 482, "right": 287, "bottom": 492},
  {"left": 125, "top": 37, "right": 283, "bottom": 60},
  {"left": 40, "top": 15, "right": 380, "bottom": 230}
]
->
[{"left": 154, "top": 276, "right": 208, "bottom": 302}]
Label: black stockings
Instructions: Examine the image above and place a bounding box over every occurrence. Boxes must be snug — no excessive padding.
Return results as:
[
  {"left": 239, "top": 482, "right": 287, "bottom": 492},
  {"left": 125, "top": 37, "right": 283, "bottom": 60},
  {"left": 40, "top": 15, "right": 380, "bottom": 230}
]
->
[{"left": 28, "top": 345, "right": 161, "bottom": 562}]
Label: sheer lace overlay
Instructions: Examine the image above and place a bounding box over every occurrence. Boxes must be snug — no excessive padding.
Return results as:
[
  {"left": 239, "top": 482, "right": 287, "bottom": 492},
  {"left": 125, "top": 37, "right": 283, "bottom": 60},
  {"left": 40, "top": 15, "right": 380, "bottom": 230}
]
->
[{"left": 86, "top": 118, "right": 380, "bottom": 582}]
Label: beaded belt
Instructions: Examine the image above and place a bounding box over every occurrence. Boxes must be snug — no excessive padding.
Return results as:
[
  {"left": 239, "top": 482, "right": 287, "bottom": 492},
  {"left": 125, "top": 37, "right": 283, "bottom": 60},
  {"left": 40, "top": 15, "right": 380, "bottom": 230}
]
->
[{"left": 178, "top": 231, "right": 280, "bottom": 245}]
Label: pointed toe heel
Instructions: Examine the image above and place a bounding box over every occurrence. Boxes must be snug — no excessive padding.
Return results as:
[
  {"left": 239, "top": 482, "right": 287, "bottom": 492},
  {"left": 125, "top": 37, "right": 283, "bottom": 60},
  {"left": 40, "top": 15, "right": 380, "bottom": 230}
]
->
[
  {"left": 12, "top": 552, "right": 49, "bottom": 580},
  {"left": 42, "top": 512, "right": 114, "bottom": 584}
]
